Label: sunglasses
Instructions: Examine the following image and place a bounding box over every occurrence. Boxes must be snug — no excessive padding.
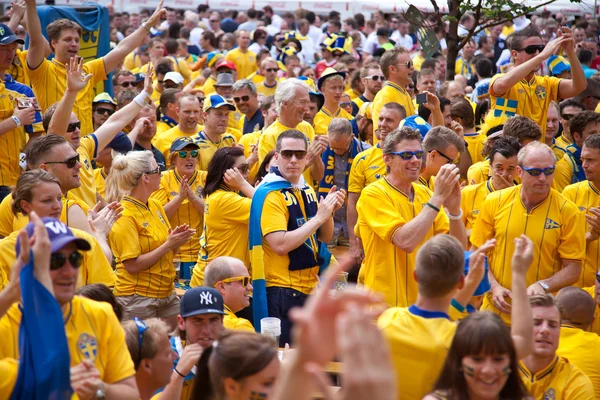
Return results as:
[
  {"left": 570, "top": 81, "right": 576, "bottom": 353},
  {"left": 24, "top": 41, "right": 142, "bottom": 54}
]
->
[
  {"left": 67, "top": 122, "right": 81, "bottom": 132},
  {"left": 117, "top": 81, "right": 135, "bottom": 88},
  {"left": 432, "top": 149, "right": 458, "bottom": 165},
  {"left": 217, "top": 276, "right": 252, "bottom": 287},
  {"left": 265, "top": 68, "right": 278, "bottom": 73},
  {"left": 178, "top": 150, "right": 198, "bottom": 158},
  {"left": 236, "top": 163, "right": 250, "bottom": 174},
  {"left": 340, "top": 102, "right": 352, "bottom": 108},
  {"left": 396, "top": 61, "right": 413, "bottom": 69},
  {"left": 210, "top": 19, "right": 219, "bottom": 23},
  {"left": 45, "top": 154, "right": 80, "bottom": 169},
  {"left": 145, "top": 166, "right": 161, "bottom": 175},
  {"left": 133, "top": 317, "right": 147, "bottom": 364},
  {"left": 596, "top": 272, "right": 600, "bottom": 283},
  {"left": 50, "top": 251, "right": 83, "bottom": 270},
  {"left": 390, "top": 150, "right": 424, "bottom": 160},
  {"left": 95, "top": 108, "right": 115, "bottom": 116},
  {"left": 233, "top": 95, "right": 251, "bottom": 103},
  {"left": 366, "top": 75, "right": 385, "bottom": 81},
  {"left": 519, "top": 44, "right": 545, "bottom": 54},
  {"left": 561, "top": 114, "right": 576, "bottom": 121},
  {"left": 279, "top": 150, "right": 307, "bottom": 160},
  {"left": 521, "top": 166, "right": 555, "bottom": 176}
]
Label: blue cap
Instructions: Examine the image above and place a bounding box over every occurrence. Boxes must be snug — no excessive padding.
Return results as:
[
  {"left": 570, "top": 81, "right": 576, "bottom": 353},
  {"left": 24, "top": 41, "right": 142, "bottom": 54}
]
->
[
  {"left": 180, "top": 287, "right": 225, "bottom": 318},
  {"left": 0, "top": 24, "right": 24, "bottom": 45},
  {"left": 464, "top": 251, "right": 491, "bottom": 296},
  {"left": 106, "top": 132, "right": 132, "bottom": 154},
  {"left": 203, "top": 94, "right": 236, "bottom": 112},
  {"left": 399, "top": 115, "right": 432, "bottom": 138},
  {"left": 133, "top": 72, "right": 145, "bottom": 83},
  {"left": 170, "top": 137, "right": 200, "bottom": 153},
  {"left": 16, "top": 218, "right": 91, "bottom": 256}
]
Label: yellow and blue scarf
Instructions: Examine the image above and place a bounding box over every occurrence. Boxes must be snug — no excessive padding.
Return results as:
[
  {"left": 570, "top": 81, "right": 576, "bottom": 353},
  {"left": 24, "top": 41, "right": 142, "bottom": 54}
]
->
[{"left": 319, "top": 138, "right": 365, "bottom": 197}]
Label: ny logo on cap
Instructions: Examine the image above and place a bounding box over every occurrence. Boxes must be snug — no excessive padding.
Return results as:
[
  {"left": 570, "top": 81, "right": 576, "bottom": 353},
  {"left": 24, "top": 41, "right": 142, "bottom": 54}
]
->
[
  {"left": 199, "top": 291, "right": 214, "bottom": 305},
  {"left": 0, "top": 27, "right": 4, "bottom": 36},
  {"left": 45, "top": 220, "right": 68, "bottom": 234}
]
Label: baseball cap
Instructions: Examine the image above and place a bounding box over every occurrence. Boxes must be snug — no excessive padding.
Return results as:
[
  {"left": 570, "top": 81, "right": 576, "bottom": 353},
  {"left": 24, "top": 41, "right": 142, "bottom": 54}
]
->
[
  {"left": 399, "top": 115, "right": 432, "bottom": 138},
  {"left": 164, "top": 72, "right": 184, "bottom": 85},
  {"left": 180, "top": 287, "right": 226, "bottom": 318},
  {"left": 203, "top": 94, "right": 236, "bottom": 112},
  {"left": 464, "top": 251, "right": 491, "bottom": 296},
  {"left": 16, "top": 217, "right": 91, "bottom": 256},
  {"left": 216, "top": 60, "right": 237, "bottom": 71},
  {"left": 170, "top": 137, "right": 200, "bottom": 153},
  {"left": 0, "top": 23, "right": 25, "bottom": 45},
  {"left": 134, "top": 72, "right": 145, "bottom": 83},
  {"left": 215, "top": 73, "right": 234, "bottom": 87},
  {"left": 106, "top": 132, "right": 132, "bottom": 154},
  {"left": 92, "top": 92, "right": 117, "bottom": 106}
]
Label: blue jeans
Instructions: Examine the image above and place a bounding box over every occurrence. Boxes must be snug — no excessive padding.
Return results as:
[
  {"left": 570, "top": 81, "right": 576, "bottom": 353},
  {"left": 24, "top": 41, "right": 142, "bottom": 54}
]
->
[{"left": 266, "top": 287, "right": 308, "bottom": 347}]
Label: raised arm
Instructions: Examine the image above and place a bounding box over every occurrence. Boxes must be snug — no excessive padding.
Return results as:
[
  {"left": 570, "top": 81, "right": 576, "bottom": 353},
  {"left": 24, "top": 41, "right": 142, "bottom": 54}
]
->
[
  {"left": 557, "top": 27, "right": 587, "bottom": 99},
  {"left": 7, "top": 0, "right": 25, "bottom": 32},
  {"left": 510, "top": 235, "right": 534, "bottom": 360},
  {"left": 102, "top": 0, "right": 166, "bottom": 73},
  {"left": 24, "top": 0, "right": 46, "bottom": 70}
]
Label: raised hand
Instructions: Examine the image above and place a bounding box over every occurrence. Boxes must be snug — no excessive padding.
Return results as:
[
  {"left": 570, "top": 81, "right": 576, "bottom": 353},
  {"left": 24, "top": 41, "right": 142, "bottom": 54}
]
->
[
  {"left": 176, "top": 343, "right": 203, "bottom": 376},
  {"left": 433, "top": 164, "right": 461, "bottom": 203},
  {"left": 88, "top": 201, "right": 123, "bottom": 237},
  {"left": 316, "top": 186, "right": 345, "bottom": 222},
  {"left": 144, "top": 0, "right": 167, "bottom": 29},
  {"left": 223, "top": 167, "right": 247, "bottom": 190},
  {"left": 144, "top": 63, "right": 155, "bottom": 95},
  {"left": 464, "top": 239, "right": 496, "bottom": 288},
  {"left": 512, "top": 235, "right": 534, "bottom": 277},
  {"left": 66, "top": 56, "right": 92, "bottom": 93},
  {"left": 421, "top": 91, "right": 440, "bottom": 112},
  {"left": 12, "top": 105, "right": 36, "bottom": 126}
]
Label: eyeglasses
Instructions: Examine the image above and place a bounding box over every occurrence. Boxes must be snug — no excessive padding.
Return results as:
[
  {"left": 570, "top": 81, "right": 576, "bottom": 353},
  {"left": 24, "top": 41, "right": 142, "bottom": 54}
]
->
[
  {"left": 116, "top": 81, "right": 135, "bottom": 88},
  {"left": 210, "top": 19, "right": 219, "bottom": 23},
  {"left": 521, "top": 166, "right": 555, "bottom": 176},
  {"left": 45, "top": 154, "right": 80, "bottom": 169},
  {"left": 233, "top": 95, "right": 251, "bottom": 103},
  {"left": 145, "top": 166, "right": 161, "bottom": 175},
  {"left": 66, "top": 122, "right": 81, "bottom": 132},
  {"left": 235, "top": 163, "right": 250, "bottom": 174},
  {"left": 50, "top": 251, "right": 83, "bottom": 270},
  {"left": 396, "top": 61, "right": 413, "bottom": 69},
  {"left": 340, "top": 102, "right": 352, "bottom": 108},
  {"left": 365, "top": 75, "right": 385, "bottom": 81},
  {"left": 390, "top": 150, "right": 424, "bottom": 160},
  {"left": 95, "top": 108, "right": 115, "bottom": 116},
  {"left": 216, "top": 276, "right": 252, "bottom": 287},
  {"left": 279, "top": 150, "right": 308, "bottom": 159},
  {"left": 561, "top": 114, "right": 576, "bottom": 121},
  {"left": 432, "top": 149, "right": 458, "bottom": 165},
  {"left": 518, "top": 44, "right": 545, "bottom": 54},
  {"left": 133, "top": 317, "right": 148, "bottom": 365},
  {"left": 265, "top": 68, "right": 278, "bottom": 73},
  {"left": 178, "top": 150, "right": 198, "bottom": 158}
]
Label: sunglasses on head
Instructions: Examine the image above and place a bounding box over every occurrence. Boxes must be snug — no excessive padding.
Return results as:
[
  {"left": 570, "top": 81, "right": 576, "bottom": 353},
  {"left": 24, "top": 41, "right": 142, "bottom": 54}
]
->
[
  {"left": 390, "top": 150, "right": 424, "bottom": 160},
  {"left": 279, "top": 150, "right": 307, "bottom": 160},
  {"left": 265, "top": 68, "right": 278, "bottom": 73},
  {"left": 521, "top": 166, "right": 555, "bottom": 176},
  {"left": 117, "top": 81, "right": 135, "bottom": 88},
  {"left": 66, "top": 122, "right": 81, "bottom": 133},
  {"left": 233, "top": 95, "right": 251, "bottom": 103},
  {"left": 178, "top": 150, "right": 198, "bottom": 159},
  {"left": 133, "top": 317, "right": 147, "bottom": 364},
  {"left": 50, "top": 251, "right": 83, "bottom": 270},
  {"left": 216, "top": 276, "right": 252, "bottom": 287},
  {"left": 95, "top": 108, "right": 115, "bottom": 116},
  {"left": 45, "top": 154, "right": 80, "bottom": 169},
  {"left": 366, "top": 75, "right": 386, "bottom": 82},
  {"left": 519, "top": 44, "right": 545, "bottom": 54}
]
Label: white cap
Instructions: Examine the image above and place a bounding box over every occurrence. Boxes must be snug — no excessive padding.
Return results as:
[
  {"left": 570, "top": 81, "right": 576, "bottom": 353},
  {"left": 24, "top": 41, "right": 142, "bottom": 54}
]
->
[
  {"left": 164, "top": 71, "right": 184, "bottom": 85},
  {"left": 513, "top": 16, "right": 531, "bottom": 32}
]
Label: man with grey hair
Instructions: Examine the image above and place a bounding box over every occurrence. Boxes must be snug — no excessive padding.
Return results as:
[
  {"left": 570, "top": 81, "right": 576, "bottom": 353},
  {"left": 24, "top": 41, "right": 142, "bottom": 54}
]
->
[
  {"left": 258, "top": 78, "right": 327, "bottom": 181},
  {"left": 204, "top": 256, "right": 254, "bottom": 332},
  {"left": 320, "top": 118, "right": 370, "bottom": 249},
  {"left": 183, "top": 10, "right": 204, "bottom": 47},
  {"left": 232, "top": 79, "right": 264, "bottom": 134},
  {"left": 471, "top": 141, "right": 586, "bottom": 325}
]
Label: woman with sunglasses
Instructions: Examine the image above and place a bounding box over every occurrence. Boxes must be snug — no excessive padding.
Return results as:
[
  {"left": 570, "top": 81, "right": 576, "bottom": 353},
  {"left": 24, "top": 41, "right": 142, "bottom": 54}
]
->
[
  {"left": 190, "top": 147, "right": 255, "bottom": 287},
  {"left": 0, "top": 170, "right": 116, "bottom": 289},
  {"left": 152, "top": 138, "right": 205, "bottom": 281},
  {"left": 123, "top": 317, "right": 177, "bottom": 400},
  {"left": 106, "top": 150, "right": 196, "bottom": 330}
]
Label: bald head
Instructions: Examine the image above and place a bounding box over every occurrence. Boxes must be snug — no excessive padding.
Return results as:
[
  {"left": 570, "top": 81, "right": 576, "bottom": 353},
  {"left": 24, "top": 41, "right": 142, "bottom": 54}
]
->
[
  {"left": 204, "top": 256, "right": 248, "bottom": 288},
  {"left": 556, "top": 286, "right": 596, "bottom": 330}
]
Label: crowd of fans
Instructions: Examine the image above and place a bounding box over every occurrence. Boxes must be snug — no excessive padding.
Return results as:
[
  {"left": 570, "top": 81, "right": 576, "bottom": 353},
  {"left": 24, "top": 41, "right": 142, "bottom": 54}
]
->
[{"left": 3, "top": 0, "right": 600, "bottom": 398}]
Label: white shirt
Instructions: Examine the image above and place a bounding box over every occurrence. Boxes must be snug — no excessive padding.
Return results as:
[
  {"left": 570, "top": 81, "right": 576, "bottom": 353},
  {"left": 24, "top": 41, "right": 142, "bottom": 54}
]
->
[
  {"left": 299, "top": 36, "right": 316, "bottom": 65},
  {"left": 309, "top": 25, "right": 323, "bottom": 47},
  {"left": 249, "top": 42, "right": 268, "bottom": 55},
  {"left": 265, "top": 24, "right": 280, "bottom": 37},
  {"left": 363, "top": 32, "right": 379, "bottom": 55},
  {"left": 391, "top": 32, "right": 414, "bottom": 51},
  {"left": 271, "top": 14, "right": 284, "bottom": 29},
  {"left": 189, "top": 27, "right": 204, "bottom": 47}
]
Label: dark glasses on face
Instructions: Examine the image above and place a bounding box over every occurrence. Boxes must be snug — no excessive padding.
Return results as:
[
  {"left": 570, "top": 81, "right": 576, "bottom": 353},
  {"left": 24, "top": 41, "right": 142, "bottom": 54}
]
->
[
  {"left": 178, "top": 150, "right": 198, "bottom": 158},
  {"left": 279, "top": 150, "right": 308, "bottom": 160},
  {"left": 45, "top": 154, "right": 80, "bottom": 169},
  {"left": 561, "top": 114, "right": 576, "bottom": 121},
  {"left": 133, "top": 317, "right": 147, "bottom": 364},
  {"left": 519, "top": 44, "right": 545, "bottom": 54},
  {"left": 433, "top": 149, "right": 458, "bottom": 165},
  {"left": 233, "top": 95, "right": 251, "bottom": 103},
  {"left": 366, "top": 75, "right": 385, "bottom": 81},
  {"left": 67, "top": 122, "right": 81, "bottom": 132},
  {"left": 521, "top": 166, "right": 555, "bottom": 176},
  {"left": 397, "top": 61, "right": 413, "bottom": 69},
  {"left": 145, "top": 166, "right": 161, "bottom": 175},
  {"left": 235, "top": 163, "right": 250, "bottom": 174},
  {"left": 95, "top": 108, "right": 115, "bottom": 116},
  {"left": 50, "top": 251, "right": 83, "bottom": 270},
  {"left": 217, "top": 276, "right": 252, "bottom": 287},
  {"left": 117, "top": 81, "right": 135, "bottom": 88},
  {"left": 265, "top": 68, "right": 278, "bottom": 73},
  {"left": 390, "top": 150, "right": 424, "bottom": 160}
]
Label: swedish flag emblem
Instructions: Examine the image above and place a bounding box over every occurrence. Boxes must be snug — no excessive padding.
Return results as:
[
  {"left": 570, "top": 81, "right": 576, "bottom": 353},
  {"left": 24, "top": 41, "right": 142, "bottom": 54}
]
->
[
  {"left": 545, "top": 218, "right": 560, "bottom": 229},
  {"left": 77, "top": 333, "right": 98, "bottom": 361},
  {"left": 493, "top": 98, "right": 518, "bottom": 117}
]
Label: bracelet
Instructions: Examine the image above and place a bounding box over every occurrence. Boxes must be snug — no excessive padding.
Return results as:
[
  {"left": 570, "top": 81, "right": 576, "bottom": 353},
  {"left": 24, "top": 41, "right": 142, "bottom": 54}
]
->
[
  {"left": 11, "top": 116, "right": 21, "bottom": 128},
  {"left": 133, "top": 92, "right": 150, "bottom": 107},
  {"left": 424, "top": 202, "right": 440, "bottom": 213},
  {"left": 446, "top": 208, "right": 463, "bottom": 221},
  {"left": 174, "top": 367, "right": 186, "bottom": 378}
]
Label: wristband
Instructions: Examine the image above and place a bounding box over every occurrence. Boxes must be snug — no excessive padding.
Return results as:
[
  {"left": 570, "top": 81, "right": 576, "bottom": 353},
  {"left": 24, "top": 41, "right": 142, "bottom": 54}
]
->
[
  {"left": 11, "top": 116, "right": 21, "bottom": 128},
  {"left": 445, "top": 208, "right": 463, "bottom": 221},
  {"left": 174, "top": 367, "right": 186, "bottom": 378},
  {"left": 424, "top": 202, "right": 440, "bottom": 213},
  {"left": 133, "top": 91, "right": 150, "bottom": 107},
  {"left": 141, "top": 22, "right": 151, "bottom": 32}
]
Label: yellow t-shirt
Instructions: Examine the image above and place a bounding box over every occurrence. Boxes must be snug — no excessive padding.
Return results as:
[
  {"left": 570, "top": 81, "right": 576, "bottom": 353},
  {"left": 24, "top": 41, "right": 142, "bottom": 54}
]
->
[
  {"left": 224, "top": 305, "right": 254, "bottom": 332},
  {"left": 109, "top": 196, "right": 174, "bottom": 299},
  {"left": 8, "top": 49, "right": 29, "bottom": 86},
  {"left": 27, "top": 57, "right": 106, "bottom": 136},
  {"left": 313, "top": 106, "right": 353, "bottom": 130},
  {"left": 153, "top": 125, "right": 202, "bottom": 169},
  {"left": 467, "top": 159, "right": 490, "bottom": 185},
  {"left": 464, "top": 132, "right": 485, "bottom": 165},
  {"left": 225, "top": 48, "right": 257, "bottom": 79},
  {"left": 378, "top": 306, "right": 457, "bottom": 400},
  {"left": 256, "top": 81, "right": 278, "bottom": 97},
  {"left": 371, "top": 81, "right": 415, "bottom": 144},
  {"left": 519, "top": 356, "right": 595, "bottom": 399},
  {"left": 72, "top": 134, "right": 100, "bottom": 208},
  {"left": 562, "top": 181, "right": 600, "bottom": 287},
  {"left": 356, "top": 178, "right": 449, "bottom": 306},
  {"left": 489, "top": 74, "right": 561, "bottom": 136},
  {"left": 553, "top": 156, "right": 577, "bottom": 193},
  {"left": 239, "top": 130, "right": 262, "bottom": 181},
  {"left": 455, "top": 57, "right": 474, "bottom": 78},
  {"left": 152, "top": 170, "right": 206, "bottom": 263},
  {"left": 417, "top": 175, "right": 435, "bottom": 191},
  {"left": 0, "top": 358, "right": 17, "bottom": 398},
  {"left": 247, "top": 71, "right": 265, "bottom": 85},
  {"left": 412, "top": 54, "right": 425, "bottom": 71},
  {"left": 193, "top": 131, "right": 237, "bottom": 171},
  {"left": 556, "top": 325, "right": 600, "bottom": 398},
  {"left": 261, "top": 186, "right": 320, "bottom": 295},
  {"left": 556, "top": 133, "right": 572, "bottom": 150},
  {"left": 201, "top": 76, "right": 217, "bottom": 96},
  {"left": 94, "top": 168, "right": 108, "bottom": 200},
  {"left": 347, "top": 145, "right": 385, "bottom": 194},
  {"left": 461, "top": 180, "right": 495, "bottom": 232},
  {"left": 0, "top": 296, "right": 135, "bottom": 383},
  {"left": 191, "top": 189, "right": 252, "bottom": 287},
  {"left": 583, "top": 286, "right": 600, "bottom": 336},
  {"left": 123, "top": 51, "right": 144, "bottom": 71},
  {"left": 471, "top": 186, "right": 586, "bottom": 324},
  {"left": 156, "top": 120, "right": 176, "bottom": 137}
]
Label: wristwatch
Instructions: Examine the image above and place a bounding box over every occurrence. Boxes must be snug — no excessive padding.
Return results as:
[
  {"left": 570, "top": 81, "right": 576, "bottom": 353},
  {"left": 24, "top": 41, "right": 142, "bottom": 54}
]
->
[
  {"left": 95, "top": 381, "right": 106, "bottom": 399},
  {"left": 537, "top": 281, "right": 550, "bottom": 292}
]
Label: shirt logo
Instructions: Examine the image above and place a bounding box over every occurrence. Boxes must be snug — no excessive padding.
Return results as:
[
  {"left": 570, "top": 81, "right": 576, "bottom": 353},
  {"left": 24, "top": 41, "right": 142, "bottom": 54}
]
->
[
  {"left": 157, "top": 212, "right": 166, "bottom": 224},
  {"left": 473, "top": 209, "right": 480, "bottom": 216},
  {"left": 535, "top": 85, "right": 547, "bottom": 100},
  {"left": 142, "top": 222, "right": 149, "bottom": 228},
  {"left": 579, "top": 206, "right": 587, "bottom": 212},
  {"left": 170, "top": 191, "right": 178, "bottom": 197},
  {"left": 543, "top": 388, "right": 556, "bottom": 400},
  {"left": 196, "top": 187, "right": 203, "bottom": 196},
  {"left": 199, "top": 291, "right": 215, "bottom": 305},
  {"left": 368, "top": 165, "right": 379, "bottom": 170},
  {"left": 375, "top": 174, "right": 381, "bottom": 179},
  {"left": 77, "top": 333, "right": 98, "bottom": 361},
  {"left": 545, "top": 218, "right": 560, "bottom": 229},
  {"left": 493, "top": 98, "right": 518, "bottom": 117}
]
